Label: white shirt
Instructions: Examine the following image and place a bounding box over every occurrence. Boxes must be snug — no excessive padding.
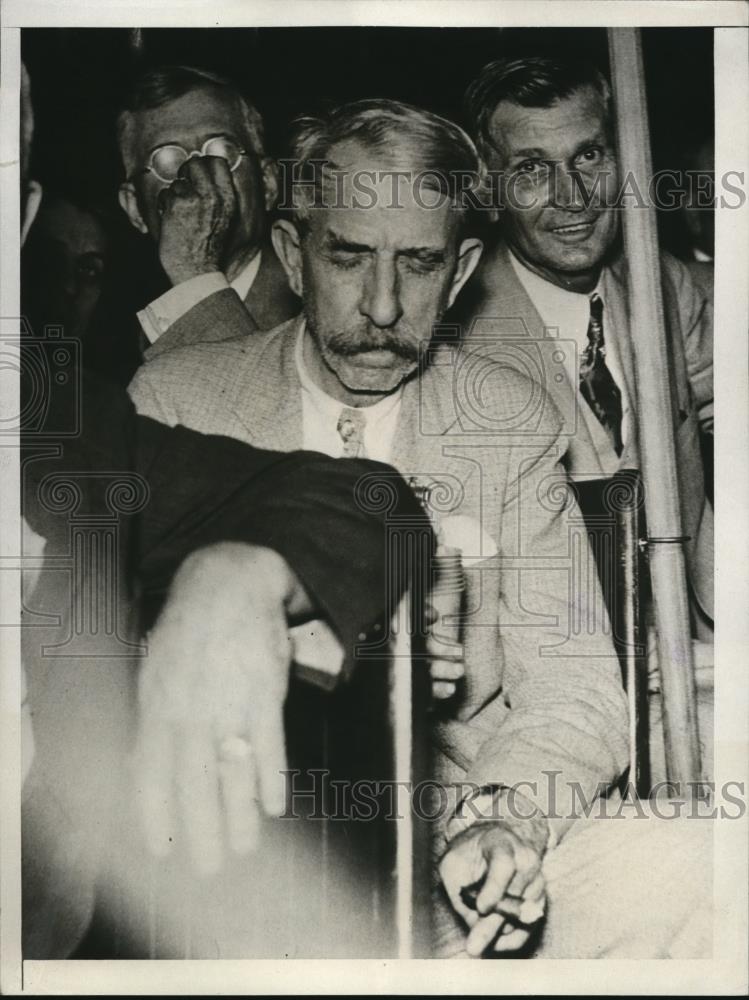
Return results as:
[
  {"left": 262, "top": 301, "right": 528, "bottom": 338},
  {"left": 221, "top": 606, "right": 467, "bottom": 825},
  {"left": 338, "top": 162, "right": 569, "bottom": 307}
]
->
[
  {"left": 509, "top": 250, "right": 631, "bottom": 452},
  {"left": 137, "top": 251, "right": 262, "bottom": 344},
  {"left": 295, "top": 324, "right": 403, "bottom": 463}
]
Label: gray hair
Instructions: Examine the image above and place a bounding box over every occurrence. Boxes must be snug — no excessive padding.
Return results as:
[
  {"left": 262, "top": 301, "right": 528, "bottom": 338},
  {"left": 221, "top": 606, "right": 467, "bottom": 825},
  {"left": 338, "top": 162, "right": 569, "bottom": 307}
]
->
[
  {"left": 281, "top": 98, "right": 487, "bottom": 233},
  {"left": 465, "top": 55, "right": 613, "bottom": 160}
]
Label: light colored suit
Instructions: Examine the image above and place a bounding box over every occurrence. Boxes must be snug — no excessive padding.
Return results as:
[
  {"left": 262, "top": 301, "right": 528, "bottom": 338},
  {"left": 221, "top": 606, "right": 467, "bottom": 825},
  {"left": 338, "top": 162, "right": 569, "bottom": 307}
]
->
[
  {"left": 128, "top": 315, "right": 718, "bottom": 959},
  {"left": 130, "top": 314, "right": 630, "bottom": 839},
  {"left": 449, "top": 242, "right": 714, "bottom": 627},
  {"left": 142, "top": 244, "right": 299, "bottom": 362}
]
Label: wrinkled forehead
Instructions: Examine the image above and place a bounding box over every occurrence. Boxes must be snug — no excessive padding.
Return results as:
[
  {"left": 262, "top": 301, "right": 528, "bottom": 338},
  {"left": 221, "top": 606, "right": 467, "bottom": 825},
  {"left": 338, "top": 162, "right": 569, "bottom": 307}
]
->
[
  {"left": 486, "top": 84, "right": 610, "bottom": 162},
  {"left": 305, "top": 139, "right": 463, "bottom": 240},
  {"left": 321, "top": 138, "right": 454, "bottom": 194},
  {"left": 325, "top": 138, "right": 425, "bottom": 176},
  {"left": 120, "top": 84, "right": 246, "bottom": 167}
]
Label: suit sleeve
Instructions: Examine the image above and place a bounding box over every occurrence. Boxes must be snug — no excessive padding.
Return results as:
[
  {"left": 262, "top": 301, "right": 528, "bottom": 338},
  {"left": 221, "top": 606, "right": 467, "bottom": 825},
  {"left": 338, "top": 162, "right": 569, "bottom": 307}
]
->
[
  {"left": 146, "top": 286, "right": 259, "bottom": 360},
  {"left": 24, "top": 373, "right": 432, "bottom": 669},
  {"left": 128, "top": 361, "right": 182, "bottom": 426},
  {"left": 665, "top": 254, "right": 714, "bottom": 433},
  {"left": 138, "top": 273, "right": 230, "bottom": 349},
  {"left": 127, "top": 305, "right": 258, "bottom": 428},
  {"left": 135, "top": 417, "right": 432, "bottom": 668},
  {"left": 464, "top": 414, "right": 630, "bottom": 843}
]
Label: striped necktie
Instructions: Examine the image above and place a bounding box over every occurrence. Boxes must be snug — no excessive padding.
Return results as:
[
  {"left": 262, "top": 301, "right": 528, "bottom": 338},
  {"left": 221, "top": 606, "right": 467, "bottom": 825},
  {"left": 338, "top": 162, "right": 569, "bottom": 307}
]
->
[
  {"left": 579, "top": 293, "right": 623, "bottom": 456},
  {"left": 336, "top": 407, "right": 367, "bottom": 458}
]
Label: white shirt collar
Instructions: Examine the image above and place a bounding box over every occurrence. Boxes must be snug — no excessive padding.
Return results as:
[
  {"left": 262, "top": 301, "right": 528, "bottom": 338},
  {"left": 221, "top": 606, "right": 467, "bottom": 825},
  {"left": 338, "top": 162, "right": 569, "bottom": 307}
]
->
[
  {"left": 509, "top": 249, "right": 605, "bottom": 346},
  {"left": 294, "top": 322, "right": 404, "bottom": 462},
  {"left": 508, "top": 248, "right": 631, "bottom": 464},
  {"left": 230, "top": 249, "right": 262, "bottom": 303}
]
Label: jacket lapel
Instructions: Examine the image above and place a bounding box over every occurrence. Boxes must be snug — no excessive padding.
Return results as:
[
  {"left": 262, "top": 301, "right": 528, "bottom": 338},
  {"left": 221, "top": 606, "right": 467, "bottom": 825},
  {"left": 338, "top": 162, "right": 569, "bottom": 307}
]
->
[
  {"left": 225, "top": 317, "right": 305, "bottom": 452},
  {"left": 465, "top": 242, "right": 609, "bottom": 477},
  {"left": 601, "top": 259, "right": 640, "bottom": 469}
]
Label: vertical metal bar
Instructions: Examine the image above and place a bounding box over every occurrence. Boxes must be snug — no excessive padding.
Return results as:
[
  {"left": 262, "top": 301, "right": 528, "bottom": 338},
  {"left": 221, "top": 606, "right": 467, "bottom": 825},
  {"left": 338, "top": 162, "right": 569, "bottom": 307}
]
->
[
  {"left": 390, "top": 589, "right": 414, "bottom": 959},
  {"left": 620, "top": 499, "right": 640, "bottom": 786},
  {"left": 607, "top": 27, "right": 701, "bottom": 785}
]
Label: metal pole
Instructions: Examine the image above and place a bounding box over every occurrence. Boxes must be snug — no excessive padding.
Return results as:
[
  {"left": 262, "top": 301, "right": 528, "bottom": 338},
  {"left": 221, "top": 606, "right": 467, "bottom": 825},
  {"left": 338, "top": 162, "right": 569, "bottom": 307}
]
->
[{"left": 607, "top": 28, "right": 701, "bottom": 786}]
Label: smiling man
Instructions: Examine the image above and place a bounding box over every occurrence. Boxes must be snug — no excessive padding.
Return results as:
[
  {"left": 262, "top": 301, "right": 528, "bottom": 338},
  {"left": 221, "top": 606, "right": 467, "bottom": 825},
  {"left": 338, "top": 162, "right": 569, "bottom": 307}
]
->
[
  {"left": 481, "top": 69, "right": 619, "bottom": 291},
  {"left": 453, "top": 54, "right": 714, "bottom": 637}
]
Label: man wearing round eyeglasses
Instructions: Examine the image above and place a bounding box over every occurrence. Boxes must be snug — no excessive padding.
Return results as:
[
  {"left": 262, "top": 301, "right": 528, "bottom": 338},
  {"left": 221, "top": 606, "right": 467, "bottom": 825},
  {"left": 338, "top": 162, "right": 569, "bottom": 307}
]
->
[{"left": 117, "top": 65, "right": 298, "bottom": 360}]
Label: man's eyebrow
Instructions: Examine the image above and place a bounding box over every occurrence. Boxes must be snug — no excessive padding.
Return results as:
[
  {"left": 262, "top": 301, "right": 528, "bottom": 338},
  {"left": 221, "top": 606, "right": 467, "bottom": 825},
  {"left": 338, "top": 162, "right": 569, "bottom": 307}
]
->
[
  {"left": 509, "top": 134, "right": 607, "bottom": 163},
  {"left": 324, "top": 231, "right": 446, "bottom": 261},
  {"left": 324, "top": 231, "right": 373, "bottom": 253},
  {"left": 569, "top": 133, "right": 607, "bottom": 156},
  {"left": 509, "top": 147, "right": 547, "bottom": 160}
]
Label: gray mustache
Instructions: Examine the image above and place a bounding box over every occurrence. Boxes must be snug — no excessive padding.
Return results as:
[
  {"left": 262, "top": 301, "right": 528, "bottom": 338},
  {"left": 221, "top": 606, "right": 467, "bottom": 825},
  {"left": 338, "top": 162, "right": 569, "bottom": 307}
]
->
[{"left": 327, "top": 328, "right": 421, "bottom": 362}]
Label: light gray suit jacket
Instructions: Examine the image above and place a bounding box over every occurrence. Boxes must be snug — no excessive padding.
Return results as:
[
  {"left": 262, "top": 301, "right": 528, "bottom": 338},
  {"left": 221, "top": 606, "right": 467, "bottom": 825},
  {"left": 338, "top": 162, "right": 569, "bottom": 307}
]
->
[
  {"left": 142, "top": 244, "right": 300, "bottom": 362},
  {"left": 449, "top": 242, "right": 714, "bottom": 626},
  {"left": 130, "top": 315, "right": 630, "bottom": 844}
]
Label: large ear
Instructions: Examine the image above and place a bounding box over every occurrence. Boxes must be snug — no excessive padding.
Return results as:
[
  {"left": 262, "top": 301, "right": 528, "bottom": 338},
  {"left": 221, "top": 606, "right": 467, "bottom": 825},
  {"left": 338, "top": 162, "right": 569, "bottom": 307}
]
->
[
  {"left": 259, "top": 157, "right": 279, "bottom": 212},
  {"left": 446, "top": 237, "right": 484, "bottom": 310},
  {"left": 271, "top": 219, "right": 304, "bottom": 298},
  {"left": 118, "top": 182, "right": 149, "bottom": 235}
]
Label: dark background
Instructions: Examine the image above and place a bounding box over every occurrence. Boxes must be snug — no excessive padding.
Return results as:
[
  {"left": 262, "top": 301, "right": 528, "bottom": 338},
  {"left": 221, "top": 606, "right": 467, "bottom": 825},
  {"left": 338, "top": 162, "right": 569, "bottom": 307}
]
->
[
  {"left": 20, "top": 27, "right": 714, "bottom": 385},
  {"left": 22, "top": 26, "right": 713, "bottom": 218}
]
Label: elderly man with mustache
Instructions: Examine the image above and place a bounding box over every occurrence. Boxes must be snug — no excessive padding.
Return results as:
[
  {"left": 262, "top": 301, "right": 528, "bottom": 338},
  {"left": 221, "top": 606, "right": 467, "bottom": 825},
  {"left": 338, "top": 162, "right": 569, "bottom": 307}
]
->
[{"left": 128, "top": 98, "right": 710, "bottom": 960}]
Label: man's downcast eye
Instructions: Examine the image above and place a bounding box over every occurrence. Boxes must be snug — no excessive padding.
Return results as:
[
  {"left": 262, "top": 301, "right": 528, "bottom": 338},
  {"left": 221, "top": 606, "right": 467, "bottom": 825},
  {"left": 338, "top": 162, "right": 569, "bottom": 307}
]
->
[
  {"left": 404, "top": 257, "right": 443, "bottom": 275},
  {"left": 329, "top": 252, "right": 363, "bottom": 270},
  {"left": 327, "top": 251, "right": 443, "bottom": 275}
]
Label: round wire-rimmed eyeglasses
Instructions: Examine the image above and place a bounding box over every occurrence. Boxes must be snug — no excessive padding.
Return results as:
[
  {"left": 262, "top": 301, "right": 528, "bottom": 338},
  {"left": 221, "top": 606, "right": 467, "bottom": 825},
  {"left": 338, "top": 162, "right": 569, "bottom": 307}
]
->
[{"left": 134, "top": 135, "right": 247, "bottom": 184}]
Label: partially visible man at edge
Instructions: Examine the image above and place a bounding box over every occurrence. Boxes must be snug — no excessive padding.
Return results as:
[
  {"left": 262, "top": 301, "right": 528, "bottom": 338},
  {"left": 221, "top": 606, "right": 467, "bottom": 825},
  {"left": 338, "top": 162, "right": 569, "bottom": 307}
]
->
[
  {"left": 116, "top": 64, "right": 298, "bottom": 362},
  {"left": 452, "top": 54, "right": 713, "bottom": 641}
]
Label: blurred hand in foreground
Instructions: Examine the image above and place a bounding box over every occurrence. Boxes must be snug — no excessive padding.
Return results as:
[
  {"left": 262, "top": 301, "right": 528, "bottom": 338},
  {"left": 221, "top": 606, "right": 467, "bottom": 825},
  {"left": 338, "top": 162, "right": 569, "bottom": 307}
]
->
[{"left": 134, "top": 542, "right": 310, "bottom": 875}]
